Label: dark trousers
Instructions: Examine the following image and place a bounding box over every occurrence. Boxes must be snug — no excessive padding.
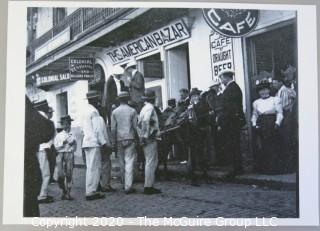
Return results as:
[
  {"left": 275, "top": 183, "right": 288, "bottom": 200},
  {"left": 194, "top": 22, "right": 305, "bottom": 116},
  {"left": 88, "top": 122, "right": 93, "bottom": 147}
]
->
[
  {"left": 188, "top": 127, "right": 209, "bottom": 182},
  {"left": 46, "top": 147, "right": 56, "bottom": 181},
  {"left": 220, "top": 122, "right": 242, "bottom": 174},
  {"left": 24, "top": 153, "right": 42, "bottom": 217}
]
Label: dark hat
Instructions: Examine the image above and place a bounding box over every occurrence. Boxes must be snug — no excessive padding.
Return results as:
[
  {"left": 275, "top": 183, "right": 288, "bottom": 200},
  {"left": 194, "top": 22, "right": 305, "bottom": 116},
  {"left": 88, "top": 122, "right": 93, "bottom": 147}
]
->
[
  {"left": 179, "top": 88, "right": 189, "bottom": 94},
  {"left": 48, "top": 107, "right": 54, "bottom": 113},
  {"left": 86, "top": 90, "right": 100, "bottom": 99},
  {"left": 219, "top": 70, "right": 235, "bottom": 79},
  {"left": 142, "top": 89, "right": 156, "bottom": 100},
  {"left": 59, "top": 115, "right": 74, "bottom": 123},
  {"left": 167, "top": 98, "right": 176, "bottom": 107},
  {"left": 255, "top": 78, "right": 272, "bottom": 91},
  {"left": 33, "top": 100, "right": 49, "bottom": 113},
  {"left": 118, "top": 91, "right": 130, "bottom": 99},
  {"left": 189, "top": 87, "right": 202, "bottom": 97}
]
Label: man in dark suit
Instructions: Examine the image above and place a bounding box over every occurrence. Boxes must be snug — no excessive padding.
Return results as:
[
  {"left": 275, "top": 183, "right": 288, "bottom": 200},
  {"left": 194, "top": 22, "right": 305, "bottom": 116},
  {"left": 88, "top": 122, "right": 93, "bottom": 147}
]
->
[
  {"left": 24, "top": 96, "right": 55, "bottom": 217},
  {"left": 217, "top": 71, "right": 245, "bottom": 176},
  {"left": 124, "top": 61, "right": 145, "bottom": 113},
  {"left": 105, "top": 65, "right": 127, "bottom": 124}
]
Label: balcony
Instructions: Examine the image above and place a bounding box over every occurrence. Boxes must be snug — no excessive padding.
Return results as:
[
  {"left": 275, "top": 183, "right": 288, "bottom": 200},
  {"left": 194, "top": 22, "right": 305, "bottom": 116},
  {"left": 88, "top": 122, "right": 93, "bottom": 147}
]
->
[{"left": 27, "top": 8, "right": 132, "bottom": 65}]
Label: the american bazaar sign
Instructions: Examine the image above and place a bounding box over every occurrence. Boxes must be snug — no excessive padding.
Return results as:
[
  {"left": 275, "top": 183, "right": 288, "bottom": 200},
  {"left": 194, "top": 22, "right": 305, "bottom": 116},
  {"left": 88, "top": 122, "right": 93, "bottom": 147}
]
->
[{"left": 107, "top": 20, "right": 190, "bottom": 64}]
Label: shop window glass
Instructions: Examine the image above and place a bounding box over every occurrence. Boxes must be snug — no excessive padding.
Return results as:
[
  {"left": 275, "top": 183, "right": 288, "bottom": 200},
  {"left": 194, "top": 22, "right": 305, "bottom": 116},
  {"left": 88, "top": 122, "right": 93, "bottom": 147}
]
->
[
  {"left": 247, "top": 24, "right": 297, "bottom": 99},
  {"left": 140, "top": 53, "right": 163, "bottom": 83},
  {"left": 53, "top": 8, "right": 66, "bottom": 26}
]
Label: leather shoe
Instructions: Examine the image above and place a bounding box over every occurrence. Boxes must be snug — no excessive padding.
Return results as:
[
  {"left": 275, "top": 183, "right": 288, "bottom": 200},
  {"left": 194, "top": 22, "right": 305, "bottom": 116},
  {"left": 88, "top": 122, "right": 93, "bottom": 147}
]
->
[
  {"left": 85, "top": 193, "right": 105, "bottom": 201},
  {"left": 38, "top": 197, "right": 54, "bottom": 204},
  {"left": 144, "top": 187, "right": 161, "bottom": 195},
  {"left": 124, "top": 188, "right": 136, "bottom": 194},
  {"left": 100, "top": 186, "right": 116, "bottom": 192}
]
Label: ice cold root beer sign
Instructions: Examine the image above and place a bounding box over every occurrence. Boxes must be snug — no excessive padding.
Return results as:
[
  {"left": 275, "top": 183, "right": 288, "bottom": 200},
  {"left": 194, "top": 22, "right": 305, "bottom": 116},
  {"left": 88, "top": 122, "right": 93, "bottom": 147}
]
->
[{"left": 203, "top": 9, "right": 259, "bottom": 37}]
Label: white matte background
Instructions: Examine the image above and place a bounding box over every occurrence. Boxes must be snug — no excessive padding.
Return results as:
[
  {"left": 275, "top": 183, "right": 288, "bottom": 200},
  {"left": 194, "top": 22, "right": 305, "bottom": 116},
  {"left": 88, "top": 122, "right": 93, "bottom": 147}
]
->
[{"left": 3, "top": 1, "right": 318, "bottom": 226}]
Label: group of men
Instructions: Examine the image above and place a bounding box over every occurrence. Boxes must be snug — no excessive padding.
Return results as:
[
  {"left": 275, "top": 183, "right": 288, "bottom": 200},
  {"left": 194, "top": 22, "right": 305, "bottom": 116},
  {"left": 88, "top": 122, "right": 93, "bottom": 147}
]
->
[{"left": 24, "top": 58, "right": 246, "bottom": 217}]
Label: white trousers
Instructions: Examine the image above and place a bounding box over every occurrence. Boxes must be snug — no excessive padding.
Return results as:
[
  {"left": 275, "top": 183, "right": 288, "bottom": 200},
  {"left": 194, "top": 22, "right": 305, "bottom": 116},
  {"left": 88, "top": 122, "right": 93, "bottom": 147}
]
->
[
  {"left": 36, "top": 150, "right": 50, "bottom": 200},
  {"left": 143, "top": 140, "right": 158, "bottom": 188},
  {"left": 118, "top": 140, "right": 137, "bottom": 190},
  {"left": 84, "top": 147, "right": 101, "bottom": 196},
  {"left": 100, "top": 152, "right": 111, "bottom": 189}
]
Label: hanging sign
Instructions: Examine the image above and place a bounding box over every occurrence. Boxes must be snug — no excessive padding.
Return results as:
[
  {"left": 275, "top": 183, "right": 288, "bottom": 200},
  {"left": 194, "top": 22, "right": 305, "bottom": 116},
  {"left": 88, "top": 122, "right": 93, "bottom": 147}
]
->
[
  {"left": 209, "top": 32, "right": 234, "bottom": 80},
  {"left": 203, "top": 9, "right": 259, "bottom": 37},
  {"left": 36, "top": 72, "right": 71, "bottom": 87},
  {"left": 106, "top": 20, "right": 190, "bottom": 64},
  {"left": 69, "top": 58, "right": 95, "bottom": 80}
]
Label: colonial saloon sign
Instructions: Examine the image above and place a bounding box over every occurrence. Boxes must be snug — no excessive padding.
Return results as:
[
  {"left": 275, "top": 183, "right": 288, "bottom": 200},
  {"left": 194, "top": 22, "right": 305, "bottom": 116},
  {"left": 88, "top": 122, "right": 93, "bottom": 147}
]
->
[
  {"left": 203, "top": 9, "right": 259, "bottom": 37},
  {"left": 69, "top": 58, "right": 95, "bottom": 80}
]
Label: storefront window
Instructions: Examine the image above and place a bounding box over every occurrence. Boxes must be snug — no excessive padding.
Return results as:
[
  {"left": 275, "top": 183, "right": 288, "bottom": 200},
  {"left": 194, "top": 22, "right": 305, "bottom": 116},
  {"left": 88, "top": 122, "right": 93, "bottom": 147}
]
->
[
  {"left": 246, "top": 24, "right": 297, "bottom": 99},
  {"left": 140, "top": 53, "right": 163, "bottom": 83}
]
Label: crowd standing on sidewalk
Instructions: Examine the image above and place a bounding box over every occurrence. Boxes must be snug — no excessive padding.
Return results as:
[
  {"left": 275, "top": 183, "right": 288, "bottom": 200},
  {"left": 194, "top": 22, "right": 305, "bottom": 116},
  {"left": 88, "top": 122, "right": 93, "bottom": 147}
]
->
[{"left": 24, "top": 61, "right": 297, "bottom": 216}]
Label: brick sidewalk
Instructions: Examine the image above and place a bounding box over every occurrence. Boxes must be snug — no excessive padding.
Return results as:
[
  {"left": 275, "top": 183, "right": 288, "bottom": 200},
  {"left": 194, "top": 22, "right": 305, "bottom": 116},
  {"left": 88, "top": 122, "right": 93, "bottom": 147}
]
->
[{"left": 40, "top": 168, "right": 298, "bottom": 218}]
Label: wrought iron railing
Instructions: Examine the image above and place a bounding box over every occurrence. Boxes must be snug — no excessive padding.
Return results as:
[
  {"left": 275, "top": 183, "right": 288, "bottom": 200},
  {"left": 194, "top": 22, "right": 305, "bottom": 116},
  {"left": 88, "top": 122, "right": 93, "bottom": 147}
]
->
[{"left": 27, "top": 8, "right": 130, "bottom": 65}]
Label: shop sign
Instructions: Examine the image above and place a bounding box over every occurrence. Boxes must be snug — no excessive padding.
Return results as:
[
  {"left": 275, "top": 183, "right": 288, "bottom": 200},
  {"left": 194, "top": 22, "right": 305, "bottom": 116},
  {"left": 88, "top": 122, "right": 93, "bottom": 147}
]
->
[
  {"left": 209, "top": 32, "right": 234, "bottom": 79},
  {"left": 144, "top": 60, "right": 163, "bottom": 79},
  {"left": 35, "top": 72, "right": 71, "bottom": 87},
  {"left": 203, "top": 9, "right": 259, "bottom": 37},
  {"left": 69, "top": 58, "right": 95, "bottom": 80},
  {"left": 106, "top": 20, "right": 190, "bottom": 64},
  {"left": 35, "top": 27, "right": 71, "bottom": 60}
]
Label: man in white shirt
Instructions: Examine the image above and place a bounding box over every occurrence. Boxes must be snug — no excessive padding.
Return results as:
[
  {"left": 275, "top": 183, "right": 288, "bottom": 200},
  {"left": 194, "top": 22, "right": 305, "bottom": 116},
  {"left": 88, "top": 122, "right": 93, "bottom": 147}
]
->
[
  {"left": 138, "top": 90, "right": 162, "bottom": 195},
  {"left": 82, "top": 90, "right": 109, "bottom": 200}
]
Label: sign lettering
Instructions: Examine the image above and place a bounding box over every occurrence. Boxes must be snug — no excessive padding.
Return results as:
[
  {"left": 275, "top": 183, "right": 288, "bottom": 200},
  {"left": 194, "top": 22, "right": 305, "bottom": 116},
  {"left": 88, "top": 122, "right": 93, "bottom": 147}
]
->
[
  {"left": 209, "top": 32, "right": 234, "bottom": 80},
  {"left": 203, "top": 9, "right": 259, "bottom": 37},
  {"left": 106, "top": 20, "right": 190, "bottom": 64},
  {"left": 69, "top": 58, "right": 95, "bottom": 80}
]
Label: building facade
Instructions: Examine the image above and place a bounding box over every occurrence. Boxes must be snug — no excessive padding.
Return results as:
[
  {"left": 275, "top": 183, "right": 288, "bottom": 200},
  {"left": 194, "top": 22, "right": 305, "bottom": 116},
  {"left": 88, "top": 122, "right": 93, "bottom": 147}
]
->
[{"left": 26, "top": 7, "right": 298, "bottom": 171}]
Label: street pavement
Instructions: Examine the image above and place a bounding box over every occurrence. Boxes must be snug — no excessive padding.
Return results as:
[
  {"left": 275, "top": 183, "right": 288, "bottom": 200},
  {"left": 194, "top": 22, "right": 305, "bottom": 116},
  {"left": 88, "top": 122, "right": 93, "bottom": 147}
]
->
[{"left": 39, "top": 167, "right": 297, "bottom": 218}]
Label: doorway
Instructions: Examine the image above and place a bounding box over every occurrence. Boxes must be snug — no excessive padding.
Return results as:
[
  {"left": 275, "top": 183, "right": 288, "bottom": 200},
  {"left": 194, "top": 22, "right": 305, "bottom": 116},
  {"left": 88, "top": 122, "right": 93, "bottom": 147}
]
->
[
  {"left": 56, "top": 92, "right": 68, "bottom": 126},
  {"left": 166, "top": 43, "right": 190, "bottom": 101}
]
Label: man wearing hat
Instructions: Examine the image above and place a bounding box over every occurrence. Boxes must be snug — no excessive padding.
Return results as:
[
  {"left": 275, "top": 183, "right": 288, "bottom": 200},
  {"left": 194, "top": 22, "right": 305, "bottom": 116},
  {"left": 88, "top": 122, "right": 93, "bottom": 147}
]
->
[
  {"left": 111, "top": 91, "right": 139, "bottom": 194},
  {"left": 138, "top": 89, "right": 161, "bottom": 194},
  {"left": 82, "top": 90, "right": 112, "bottom": 200},
  {"left": 124, "top": 60, "right": 145, "bottom": 112},
  {"left": 105, "top": 65, "right": 127, "bottom": 124},
  {"left": 277, "top": 65, "right": 297, "bottom": 172},
  {"left": 24, "top": 96, "right": 55, "bottom": 216},
  {"left": 217, "top": 71, "right": 245, "bottom": 176},
  {"left": 187, "top": 88, "right": 211, "bottom": 185},
  {"left": 54, "top": 115, "right": 77, "bottom": 200},
  {"left": 33, "top": 100, "right": 56, "bottom": 203}
]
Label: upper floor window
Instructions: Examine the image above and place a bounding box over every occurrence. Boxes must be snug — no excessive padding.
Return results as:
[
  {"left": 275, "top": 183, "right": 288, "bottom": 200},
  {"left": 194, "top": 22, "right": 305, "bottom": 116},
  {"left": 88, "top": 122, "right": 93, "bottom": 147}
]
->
[{"left": 53, "top": 8, "right": 66, "bottom": 26}]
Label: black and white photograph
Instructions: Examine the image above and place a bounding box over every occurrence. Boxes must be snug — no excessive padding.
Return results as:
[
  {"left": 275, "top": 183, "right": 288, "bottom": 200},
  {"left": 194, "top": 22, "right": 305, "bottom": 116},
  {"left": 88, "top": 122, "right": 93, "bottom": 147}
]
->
[{"left": 2, "top": 0, "right": 319, "bottom": 228}]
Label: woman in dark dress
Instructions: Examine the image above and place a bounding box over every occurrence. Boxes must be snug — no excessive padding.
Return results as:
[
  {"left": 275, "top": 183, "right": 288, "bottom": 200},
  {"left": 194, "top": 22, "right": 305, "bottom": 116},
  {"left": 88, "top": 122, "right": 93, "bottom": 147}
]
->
[{"left": 251, "top": 79, "right": 284, "bottom": 174}]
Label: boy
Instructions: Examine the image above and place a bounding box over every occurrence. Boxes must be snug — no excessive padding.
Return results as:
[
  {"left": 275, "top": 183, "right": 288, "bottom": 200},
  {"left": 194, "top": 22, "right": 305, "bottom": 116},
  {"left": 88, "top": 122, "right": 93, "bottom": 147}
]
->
[{"left": 54, "top": 115, "right": 77, "bottom": 200}]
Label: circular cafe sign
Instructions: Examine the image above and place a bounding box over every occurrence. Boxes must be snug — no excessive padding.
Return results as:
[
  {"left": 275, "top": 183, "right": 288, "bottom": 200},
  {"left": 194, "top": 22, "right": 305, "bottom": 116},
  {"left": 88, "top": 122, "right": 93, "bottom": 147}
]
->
[{"left": 203, "top": 9, "right": 259, "bottom": 37}]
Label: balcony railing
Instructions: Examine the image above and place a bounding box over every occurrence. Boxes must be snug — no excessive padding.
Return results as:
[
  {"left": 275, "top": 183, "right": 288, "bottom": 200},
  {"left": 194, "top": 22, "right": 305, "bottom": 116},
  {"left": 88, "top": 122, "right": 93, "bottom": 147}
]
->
[{"left": 27, "top": 8, "right": 131, "bottom": 65}]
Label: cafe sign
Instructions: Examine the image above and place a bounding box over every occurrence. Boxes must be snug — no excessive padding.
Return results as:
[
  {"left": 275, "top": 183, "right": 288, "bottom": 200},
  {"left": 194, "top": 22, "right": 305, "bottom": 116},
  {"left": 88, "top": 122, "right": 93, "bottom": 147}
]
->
[
  {"left": 106, "top": 20, "right": 190, "bottom": 64},
  {"left": 209, "top": 32, "right": 234, "bottom": 79},
  {"left": 69, "top": 58, "right": 95, "bottom": 80},
  {"left": 203, "top": 9, "right": 259, "bottom": 37}
]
